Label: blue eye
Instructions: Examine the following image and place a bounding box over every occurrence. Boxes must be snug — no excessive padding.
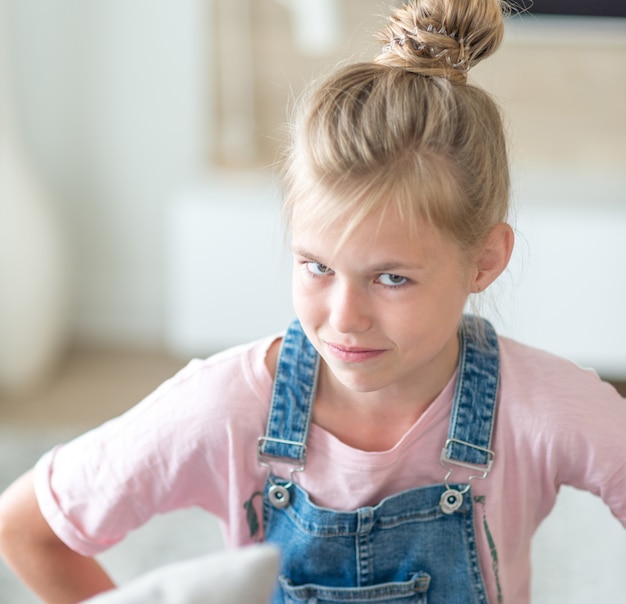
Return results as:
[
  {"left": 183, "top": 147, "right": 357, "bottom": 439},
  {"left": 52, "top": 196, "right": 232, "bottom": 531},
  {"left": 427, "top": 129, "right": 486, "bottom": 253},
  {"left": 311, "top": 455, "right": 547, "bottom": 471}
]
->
[
  {"left": 306, "top": 262, "right": 333, "bottom": 276},
  {"left": 378, "top": 273, "right": 408, "bottom": 287}
]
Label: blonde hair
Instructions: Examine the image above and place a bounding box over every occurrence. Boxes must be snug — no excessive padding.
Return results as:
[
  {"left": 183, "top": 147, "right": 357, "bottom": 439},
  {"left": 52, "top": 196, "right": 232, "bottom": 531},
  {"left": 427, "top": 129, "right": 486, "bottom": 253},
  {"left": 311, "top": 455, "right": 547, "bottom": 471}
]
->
[{"left": 281, "top": 0, "right": 510, "bottom": 255}]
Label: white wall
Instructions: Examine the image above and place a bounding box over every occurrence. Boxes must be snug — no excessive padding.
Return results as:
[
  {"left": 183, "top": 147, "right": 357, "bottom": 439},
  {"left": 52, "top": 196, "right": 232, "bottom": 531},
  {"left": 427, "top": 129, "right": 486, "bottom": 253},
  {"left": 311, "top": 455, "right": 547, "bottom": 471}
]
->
[
  {"left": 9, "top": 0, "right": 211, "bottom": 349},
  {"left": 165, "top": 174, "right": 293, "bottom": 356},
  {"left": 483, "top": 172, "right": 626, "bottom": 379},
  {"left": 8, "top": 6, "right": 626, "bottom": 374}
]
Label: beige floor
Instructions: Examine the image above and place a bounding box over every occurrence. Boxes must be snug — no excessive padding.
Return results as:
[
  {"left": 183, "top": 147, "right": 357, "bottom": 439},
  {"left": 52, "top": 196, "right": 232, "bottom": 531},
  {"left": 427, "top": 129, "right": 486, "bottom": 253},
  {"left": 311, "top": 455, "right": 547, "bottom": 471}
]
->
[{"left": 0, "top": 348, "right": 188, "bottom": 431}]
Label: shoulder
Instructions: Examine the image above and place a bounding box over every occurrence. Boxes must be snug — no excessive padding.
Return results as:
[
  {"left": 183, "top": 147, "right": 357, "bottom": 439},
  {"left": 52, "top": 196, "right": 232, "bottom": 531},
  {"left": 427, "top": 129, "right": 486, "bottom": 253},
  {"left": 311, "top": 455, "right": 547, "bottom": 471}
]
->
[
  {"left": 118, "top": 332, "right": 286, "bottom": 458},
  {"left": 157, "top": 333, "right": 282, "bottom": 407},
  {"left": 495, "top": 334, "right": 625, "bottom": 454},
  {"left": 497, "top": 335, "right": 618, "bottom": 401},
  {"left": 42, "top": 332, "right": 285, "bottom": 481},
  {"left": 496, "top": 335, "right": 625, "bottom": 433}
]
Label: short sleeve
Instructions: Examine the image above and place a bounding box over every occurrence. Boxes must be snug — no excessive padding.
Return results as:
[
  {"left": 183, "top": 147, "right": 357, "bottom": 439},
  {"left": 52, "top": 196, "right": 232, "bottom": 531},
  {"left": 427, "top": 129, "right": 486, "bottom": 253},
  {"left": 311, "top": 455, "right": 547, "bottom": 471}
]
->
[{"left": 33, "top": 338, "right": 275, "bottom": 556}]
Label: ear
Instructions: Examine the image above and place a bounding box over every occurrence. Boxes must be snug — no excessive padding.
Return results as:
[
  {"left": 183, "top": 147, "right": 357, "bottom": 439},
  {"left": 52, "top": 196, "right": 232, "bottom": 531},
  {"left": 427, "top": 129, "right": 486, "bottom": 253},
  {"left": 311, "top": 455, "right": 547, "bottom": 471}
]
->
[{"left": 470, "top": 223, "right": 514, "bottom": 293}]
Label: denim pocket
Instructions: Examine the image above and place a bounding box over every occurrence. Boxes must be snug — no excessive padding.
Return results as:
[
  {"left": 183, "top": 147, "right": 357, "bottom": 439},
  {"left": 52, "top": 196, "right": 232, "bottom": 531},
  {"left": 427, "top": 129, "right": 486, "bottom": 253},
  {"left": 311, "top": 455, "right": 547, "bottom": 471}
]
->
[{"left": 278, "top": 571, "right": 430, "bottom": 603}]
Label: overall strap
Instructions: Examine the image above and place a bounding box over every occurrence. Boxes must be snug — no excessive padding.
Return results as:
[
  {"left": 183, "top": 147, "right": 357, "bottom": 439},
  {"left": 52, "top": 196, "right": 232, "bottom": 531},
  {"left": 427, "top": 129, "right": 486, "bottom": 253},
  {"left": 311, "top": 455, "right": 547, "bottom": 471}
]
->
[
  {"left": 259, "top": 315, "right": 500, "bottom": 472},
  {"left": 442, "top": 315, "right": 500, "bottom": 468},
  {"left": 258, "top": 319, "right": 319, "bottom": 464}
]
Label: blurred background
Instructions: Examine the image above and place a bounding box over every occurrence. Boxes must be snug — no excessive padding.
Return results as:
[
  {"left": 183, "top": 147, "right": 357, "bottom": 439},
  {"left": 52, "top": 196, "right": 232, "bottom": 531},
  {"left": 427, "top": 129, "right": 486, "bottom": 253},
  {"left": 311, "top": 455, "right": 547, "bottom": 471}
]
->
[{"left": 0, "top": 0, "right": 625, "bottom": 602}]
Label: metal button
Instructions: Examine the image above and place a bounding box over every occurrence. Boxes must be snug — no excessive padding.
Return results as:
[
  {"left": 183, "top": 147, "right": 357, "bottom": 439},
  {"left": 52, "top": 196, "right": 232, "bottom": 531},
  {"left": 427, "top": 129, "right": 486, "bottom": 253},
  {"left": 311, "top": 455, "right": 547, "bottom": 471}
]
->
[
  {"left": 269, "top": 484, "right": 291, "bottom": 509},
  {"left": 439, "top": 489, "right": 463, "bottom": 514}
]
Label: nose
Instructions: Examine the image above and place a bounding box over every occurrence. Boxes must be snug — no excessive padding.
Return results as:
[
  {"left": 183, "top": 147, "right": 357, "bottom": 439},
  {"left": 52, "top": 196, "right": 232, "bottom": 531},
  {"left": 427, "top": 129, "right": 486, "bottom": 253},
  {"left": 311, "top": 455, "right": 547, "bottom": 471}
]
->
[{"left": 328, "top": 280, "right": 371, "bottom": 334}]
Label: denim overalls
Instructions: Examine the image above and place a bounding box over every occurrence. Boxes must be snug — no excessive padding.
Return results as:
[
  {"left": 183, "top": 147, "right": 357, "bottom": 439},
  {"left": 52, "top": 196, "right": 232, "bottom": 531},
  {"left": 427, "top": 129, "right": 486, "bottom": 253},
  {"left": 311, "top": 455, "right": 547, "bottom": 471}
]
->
[{"left": 258, "top": 315, "right": 499, "bottom": 603}]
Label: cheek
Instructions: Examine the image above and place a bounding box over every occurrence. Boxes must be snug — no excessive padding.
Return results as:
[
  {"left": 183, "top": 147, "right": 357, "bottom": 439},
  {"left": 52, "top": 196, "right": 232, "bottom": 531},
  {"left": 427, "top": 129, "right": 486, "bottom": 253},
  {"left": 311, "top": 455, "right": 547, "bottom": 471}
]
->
[
  {"left": 291, "top": 270, "right": 316, "bottom": 319},
  {"left": 433, "top": 264, "right": 473, "bottom": 305},
  {"left": 291, "top": 285, "right": 305, "bottom": 318}
]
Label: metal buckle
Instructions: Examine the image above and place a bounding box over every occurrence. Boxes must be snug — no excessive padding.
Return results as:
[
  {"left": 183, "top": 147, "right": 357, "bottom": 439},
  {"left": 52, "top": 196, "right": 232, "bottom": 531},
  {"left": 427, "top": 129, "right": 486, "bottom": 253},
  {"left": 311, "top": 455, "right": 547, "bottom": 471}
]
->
[
  {"left": 440, "top": 437, "right": 494, "bottom": 473},
  {"left": 257, "top": 437, "right": 307, "bottom": 509},
  {"left": 440, "top": 438, "right": 494, "bottom": 493},
  {"left": 257, "top": 436, "right": 307, "bottom": 468}
]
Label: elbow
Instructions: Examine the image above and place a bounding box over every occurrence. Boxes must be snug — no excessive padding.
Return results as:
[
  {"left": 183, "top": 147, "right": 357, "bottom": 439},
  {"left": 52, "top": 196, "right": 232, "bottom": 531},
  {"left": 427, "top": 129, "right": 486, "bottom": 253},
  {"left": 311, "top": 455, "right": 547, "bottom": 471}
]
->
[{"left": 0, "top": 469, "right": 45, "bottom": 558}]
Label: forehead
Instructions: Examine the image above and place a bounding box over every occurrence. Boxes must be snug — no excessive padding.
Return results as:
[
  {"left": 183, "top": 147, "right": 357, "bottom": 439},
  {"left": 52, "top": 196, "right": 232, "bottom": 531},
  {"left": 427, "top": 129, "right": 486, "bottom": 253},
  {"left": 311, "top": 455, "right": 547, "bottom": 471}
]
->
[
  {"left": 290, "top": 202, "right": 457, "bottom": 266},
  {"left": 289, "top": 183, "right": 412, "bottom": 239}
]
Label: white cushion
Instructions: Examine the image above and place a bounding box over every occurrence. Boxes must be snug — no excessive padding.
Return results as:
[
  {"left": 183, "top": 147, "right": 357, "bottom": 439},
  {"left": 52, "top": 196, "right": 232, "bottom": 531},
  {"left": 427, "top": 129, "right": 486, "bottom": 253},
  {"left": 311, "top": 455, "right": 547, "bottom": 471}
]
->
[{"left": 82, "top": 545, "right": 280, "bottom": 604}]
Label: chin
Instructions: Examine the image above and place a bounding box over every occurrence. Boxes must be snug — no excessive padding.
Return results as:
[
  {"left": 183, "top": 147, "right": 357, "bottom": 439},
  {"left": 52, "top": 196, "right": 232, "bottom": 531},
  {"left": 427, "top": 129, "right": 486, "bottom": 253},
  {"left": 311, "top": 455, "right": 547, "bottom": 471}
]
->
[{"left": 329, "top": 369, "right": 390, "bottom": 394}]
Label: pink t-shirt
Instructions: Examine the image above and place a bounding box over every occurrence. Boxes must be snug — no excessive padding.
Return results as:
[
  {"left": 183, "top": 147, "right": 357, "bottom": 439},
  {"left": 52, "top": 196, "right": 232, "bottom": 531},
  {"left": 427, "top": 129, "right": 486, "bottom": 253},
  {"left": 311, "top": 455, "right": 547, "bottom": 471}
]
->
[{"left": 34, "top": 333, "right": 626, "bottom": 603}]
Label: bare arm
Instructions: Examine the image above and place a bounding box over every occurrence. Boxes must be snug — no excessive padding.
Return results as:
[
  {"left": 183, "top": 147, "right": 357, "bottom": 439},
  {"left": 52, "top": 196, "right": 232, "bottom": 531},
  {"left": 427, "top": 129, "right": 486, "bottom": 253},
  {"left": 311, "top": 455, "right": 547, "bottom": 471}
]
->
[{"left": 0, "top": 469, "right": 116, "bottom": 604}]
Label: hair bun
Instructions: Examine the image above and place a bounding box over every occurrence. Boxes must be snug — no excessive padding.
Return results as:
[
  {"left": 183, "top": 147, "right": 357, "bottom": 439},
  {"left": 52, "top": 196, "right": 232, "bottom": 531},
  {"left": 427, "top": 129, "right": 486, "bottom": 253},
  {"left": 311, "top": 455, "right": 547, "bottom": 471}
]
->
[{"left": 374, "top": 0, "right": 506, "bottom": 83}]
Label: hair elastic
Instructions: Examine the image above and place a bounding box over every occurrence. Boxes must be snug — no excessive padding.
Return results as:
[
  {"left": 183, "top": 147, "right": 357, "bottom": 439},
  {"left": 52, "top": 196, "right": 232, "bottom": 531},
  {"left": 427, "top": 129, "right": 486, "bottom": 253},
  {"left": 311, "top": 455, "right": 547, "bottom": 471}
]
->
[{"left": 382, "top": 29, "right": 469, "bottom": 72}]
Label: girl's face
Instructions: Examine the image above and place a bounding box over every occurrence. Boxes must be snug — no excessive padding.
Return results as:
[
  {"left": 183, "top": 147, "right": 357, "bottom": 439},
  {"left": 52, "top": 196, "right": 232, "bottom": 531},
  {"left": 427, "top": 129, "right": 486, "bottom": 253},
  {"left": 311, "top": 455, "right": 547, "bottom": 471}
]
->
[{"left": 291, "top": 205, "right": 476, "bottom": 403}]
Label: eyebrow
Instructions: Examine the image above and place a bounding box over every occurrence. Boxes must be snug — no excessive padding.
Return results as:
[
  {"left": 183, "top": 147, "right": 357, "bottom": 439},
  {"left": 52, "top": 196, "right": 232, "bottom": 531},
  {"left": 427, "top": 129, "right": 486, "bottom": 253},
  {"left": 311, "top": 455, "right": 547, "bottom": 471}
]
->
[
  {"left": 371, "top": 262, "right": 426, "bottom": 272},
  {"left": 291, "top": 247, "right": 426, "bottom": 272},
  {"left": 291, "top": 247, "right": 325, "bottom": 264}
]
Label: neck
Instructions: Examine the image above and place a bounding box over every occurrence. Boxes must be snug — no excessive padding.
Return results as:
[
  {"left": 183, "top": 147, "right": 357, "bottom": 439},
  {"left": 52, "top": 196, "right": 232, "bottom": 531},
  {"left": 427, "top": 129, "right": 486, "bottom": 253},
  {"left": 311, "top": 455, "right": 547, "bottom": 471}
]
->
[{"left": 313, "top": 356, "right": 457, "bottom": 452}]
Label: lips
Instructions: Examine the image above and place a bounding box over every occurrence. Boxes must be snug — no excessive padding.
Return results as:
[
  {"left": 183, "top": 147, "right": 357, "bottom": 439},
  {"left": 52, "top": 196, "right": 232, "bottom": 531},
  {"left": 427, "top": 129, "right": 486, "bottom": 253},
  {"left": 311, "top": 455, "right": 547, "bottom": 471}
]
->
[{"left": 325, "top": 342, "right": 386, "bottom": 363}]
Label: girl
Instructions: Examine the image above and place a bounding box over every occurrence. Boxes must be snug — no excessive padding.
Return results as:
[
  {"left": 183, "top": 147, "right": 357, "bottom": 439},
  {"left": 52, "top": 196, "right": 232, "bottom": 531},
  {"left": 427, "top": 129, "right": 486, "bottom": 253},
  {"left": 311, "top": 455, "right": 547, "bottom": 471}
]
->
[{"left": 1, "top": 0, "right": 625, "bottom": 602}]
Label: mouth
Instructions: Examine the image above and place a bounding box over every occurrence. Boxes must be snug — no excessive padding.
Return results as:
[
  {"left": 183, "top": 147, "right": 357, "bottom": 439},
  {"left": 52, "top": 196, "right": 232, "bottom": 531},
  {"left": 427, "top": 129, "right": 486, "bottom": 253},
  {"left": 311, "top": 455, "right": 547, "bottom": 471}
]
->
[{"left": 325, "top": 342, "right": 387, "bottom": 363}]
